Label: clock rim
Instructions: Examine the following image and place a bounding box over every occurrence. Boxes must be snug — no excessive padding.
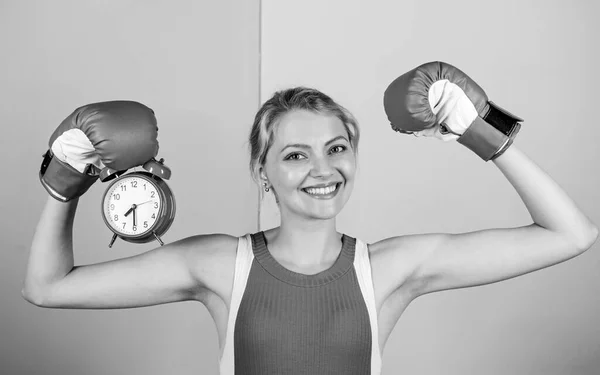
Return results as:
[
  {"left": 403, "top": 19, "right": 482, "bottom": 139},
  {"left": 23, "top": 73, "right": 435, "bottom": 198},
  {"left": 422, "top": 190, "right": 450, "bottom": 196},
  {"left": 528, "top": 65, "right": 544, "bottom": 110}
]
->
[{"left": 101, "top": 172, "right": 167, "bottom": 239}]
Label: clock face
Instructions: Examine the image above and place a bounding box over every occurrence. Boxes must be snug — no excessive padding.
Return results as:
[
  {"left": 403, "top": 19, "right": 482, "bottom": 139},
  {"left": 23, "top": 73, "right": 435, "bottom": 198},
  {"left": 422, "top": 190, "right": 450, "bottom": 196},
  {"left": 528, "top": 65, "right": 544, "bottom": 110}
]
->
[{"left": 102, "top": 174, "right": 162, "bottom": 237}]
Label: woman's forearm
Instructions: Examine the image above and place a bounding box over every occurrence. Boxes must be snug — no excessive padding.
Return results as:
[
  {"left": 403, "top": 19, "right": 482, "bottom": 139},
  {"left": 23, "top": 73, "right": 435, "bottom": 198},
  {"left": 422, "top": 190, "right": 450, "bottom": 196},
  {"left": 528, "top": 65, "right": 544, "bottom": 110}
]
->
[
  {"left": 23, "top": 197, "right": 78, "bottom": 303},
  {"left": 493, "top": 145, "right": 598, "bottom": 249}
]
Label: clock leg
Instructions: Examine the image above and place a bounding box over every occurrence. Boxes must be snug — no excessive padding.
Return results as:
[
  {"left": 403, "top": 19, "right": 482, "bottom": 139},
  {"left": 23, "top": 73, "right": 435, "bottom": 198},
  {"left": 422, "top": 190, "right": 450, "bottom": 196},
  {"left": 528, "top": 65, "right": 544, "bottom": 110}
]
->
[
  {"left": 108, "top": 233, "right": 118, "bottom": 248},
  {"left": 153, "top": 232, "right": 164, "bottom": 246}
]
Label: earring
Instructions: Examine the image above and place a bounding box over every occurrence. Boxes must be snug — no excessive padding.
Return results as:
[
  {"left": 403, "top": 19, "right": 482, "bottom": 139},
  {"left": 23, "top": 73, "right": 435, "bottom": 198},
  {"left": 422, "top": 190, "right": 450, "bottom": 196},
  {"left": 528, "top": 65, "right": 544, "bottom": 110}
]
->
[{"left": 263, "top": 182, "right": 270, "bottom": 192}]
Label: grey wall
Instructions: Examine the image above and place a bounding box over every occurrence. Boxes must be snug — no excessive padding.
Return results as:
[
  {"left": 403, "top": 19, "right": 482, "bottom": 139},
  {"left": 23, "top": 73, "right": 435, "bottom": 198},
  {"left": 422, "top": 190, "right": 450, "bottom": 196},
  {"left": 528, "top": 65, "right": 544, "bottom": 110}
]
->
[
  {"left": 1, "top": 1, "right": 259, "bottom": 374},
  {"left": 259, "top": 0, "right": 600, "bottom": 374}
]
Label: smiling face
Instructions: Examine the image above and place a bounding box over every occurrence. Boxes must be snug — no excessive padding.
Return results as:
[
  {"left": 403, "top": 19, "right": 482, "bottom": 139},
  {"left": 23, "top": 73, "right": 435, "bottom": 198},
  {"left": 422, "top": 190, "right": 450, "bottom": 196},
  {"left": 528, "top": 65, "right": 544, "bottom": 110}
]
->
[{"left": 261, "top": 110, "right": 356, "bottom": 221}]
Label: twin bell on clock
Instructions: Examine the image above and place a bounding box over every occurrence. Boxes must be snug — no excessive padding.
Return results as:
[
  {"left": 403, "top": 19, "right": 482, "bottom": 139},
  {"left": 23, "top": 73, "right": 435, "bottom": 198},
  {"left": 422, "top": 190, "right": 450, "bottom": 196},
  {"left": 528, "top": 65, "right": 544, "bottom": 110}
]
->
[{"left": 39, "top": 101, "right": 176, "bottom": 248}]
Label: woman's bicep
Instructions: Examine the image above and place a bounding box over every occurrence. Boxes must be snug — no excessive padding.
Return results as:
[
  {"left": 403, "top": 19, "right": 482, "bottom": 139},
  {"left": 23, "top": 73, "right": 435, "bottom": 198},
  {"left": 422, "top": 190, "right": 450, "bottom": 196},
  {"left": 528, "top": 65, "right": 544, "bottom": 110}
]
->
[
  {"left": 35, "top": 233, "right": 237, "bottom": 309},
  {"left": 372, "top": 224, "right": 589, "bottom": 301},
  {"left": 415, "top": 224, "right": 585, "bottom": 296}
]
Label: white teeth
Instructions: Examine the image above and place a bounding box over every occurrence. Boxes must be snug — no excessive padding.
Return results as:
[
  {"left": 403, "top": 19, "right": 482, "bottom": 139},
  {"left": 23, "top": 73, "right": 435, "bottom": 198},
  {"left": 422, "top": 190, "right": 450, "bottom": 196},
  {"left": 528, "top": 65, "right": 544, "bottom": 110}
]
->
[{"left": 304, "top": 184, "right": 338, "bottom": 195}]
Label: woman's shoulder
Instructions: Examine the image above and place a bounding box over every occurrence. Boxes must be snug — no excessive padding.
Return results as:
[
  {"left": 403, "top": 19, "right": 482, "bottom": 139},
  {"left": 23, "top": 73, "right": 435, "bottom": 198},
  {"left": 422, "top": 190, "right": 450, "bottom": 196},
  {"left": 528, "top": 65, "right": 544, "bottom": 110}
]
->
[{"left": 170, "top": 232, "right": 241, "bottom": 256}]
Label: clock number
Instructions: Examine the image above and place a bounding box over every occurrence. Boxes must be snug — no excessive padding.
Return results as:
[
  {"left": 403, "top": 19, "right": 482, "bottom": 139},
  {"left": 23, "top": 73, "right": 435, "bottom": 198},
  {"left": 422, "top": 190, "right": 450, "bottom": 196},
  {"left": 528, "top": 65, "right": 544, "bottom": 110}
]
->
[
  {"left": 113, "top": 193, "right": 120, "bottom": 200},
  {"left": 154, "top": 202, "right": 159, "bottom": 209},
  {"left": 151, "top": 191, "right": 155, "bottom": 198},
  {"left": 143, "top": 183, "right": 147, "bottom": 190},
  {"left": 133, "top": 226, "right": 137, "bottom": 232},
  {"left": 144, "top": 221, "right": 148, "bottom": 228},
  {"left": 114, "top": 215, "right": 118, "bottom": 221},
  {"left": 151, "top": 213, "right": 156, "bottom": 219},
  {"left": 110, "top": 204, "right": 115, "bottom": 210},
  {"left": 131, "top": 181, "right": 138, "bottom": 188},
  {"left": 120, "top": 185, "right": 127, "bottom": 192},
  {"left": 122, "top": 222, "right": 126, "bottom": 229}
]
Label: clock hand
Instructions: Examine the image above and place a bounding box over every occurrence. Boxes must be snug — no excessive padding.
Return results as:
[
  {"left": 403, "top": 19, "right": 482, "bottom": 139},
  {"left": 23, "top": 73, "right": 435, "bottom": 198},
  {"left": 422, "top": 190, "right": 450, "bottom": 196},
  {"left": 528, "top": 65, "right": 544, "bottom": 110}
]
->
[
  {"left": 124, "top": 204, "right": 137, "bottom": 217},
  {"left": 124, "top": 204, "right": 138, "bottom": 228},
  {"left": 135, "top": 200, "right": 153, "bottom": 206}
]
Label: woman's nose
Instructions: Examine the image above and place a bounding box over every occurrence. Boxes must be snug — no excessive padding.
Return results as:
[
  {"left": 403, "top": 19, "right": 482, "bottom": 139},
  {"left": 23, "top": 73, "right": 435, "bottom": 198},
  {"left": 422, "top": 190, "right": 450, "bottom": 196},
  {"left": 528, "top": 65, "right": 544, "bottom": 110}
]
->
[{"left": 310, "top": 156, "right": 334, "bottom": 178}]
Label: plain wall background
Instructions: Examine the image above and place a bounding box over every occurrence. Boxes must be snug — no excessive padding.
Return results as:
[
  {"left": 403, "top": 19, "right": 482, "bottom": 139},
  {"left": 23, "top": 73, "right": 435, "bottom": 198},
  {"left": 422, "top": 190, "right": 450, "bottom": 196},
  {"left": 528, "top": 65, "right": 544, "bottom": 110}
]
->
[
  {"left": 259, "top": 0, "right": 600, "bottom": 374},
  {"left": 1, "top": 1, "right": 259, "bottom": 374},
  {"left": 2, "top": 0, "right": 599, "bottom": 374}
]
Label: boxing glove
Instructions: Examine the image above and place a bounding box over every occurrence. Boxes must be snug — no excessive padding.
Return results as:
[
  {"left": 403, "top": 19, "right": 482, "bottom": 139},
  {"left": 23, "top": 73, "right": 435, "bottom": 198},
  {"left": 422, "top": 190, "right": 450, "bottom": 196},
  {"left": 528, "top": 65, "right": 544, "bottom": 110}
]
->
[
  {"left": 40, "top": 101, "right": 159, "bottom": 201},
  {"left": 383, "top": 61, "right": 523, "bottom": 161}
]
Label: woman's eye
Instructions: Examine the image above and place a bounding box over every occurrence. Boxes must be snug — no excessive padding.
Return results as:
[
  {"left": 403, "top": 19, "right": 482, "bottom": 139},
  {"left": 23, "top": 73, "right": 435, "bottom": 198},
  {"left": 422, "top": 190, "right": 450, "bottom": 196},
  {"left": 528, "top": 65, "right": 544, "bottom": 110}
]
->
[
  {"left": 285, "top": 153, "right": 306, "bottom": 161},
  {"left": 329, "top": 145, "right": 347, "bottom": 154}
]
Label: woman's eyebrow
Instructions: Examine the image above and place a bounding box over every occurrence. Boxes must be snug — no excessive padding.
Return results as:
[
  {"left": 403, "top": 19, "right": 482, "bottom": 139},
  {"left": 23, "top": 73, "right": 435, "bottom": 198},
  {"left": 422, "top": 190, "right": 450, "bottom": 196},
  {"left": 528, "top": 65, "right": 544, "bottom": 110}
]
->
[
  {"left": 325, "top": 135, "right": 349, "bottom": 146},
  {"left": 280, "top": 135, "right": 349, "bottom": 153}
]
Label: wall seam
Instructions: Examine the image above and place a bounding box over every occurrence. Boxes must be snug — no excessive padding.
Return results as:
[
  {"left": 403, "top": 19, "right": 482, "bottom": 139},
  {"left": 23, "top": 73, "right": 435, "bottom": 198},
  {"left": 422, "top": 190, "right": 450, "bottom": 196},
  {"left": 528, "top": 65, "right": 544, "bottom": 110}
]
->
[{"left": 257, "top": 0, "right": 263, "bottom": 232}]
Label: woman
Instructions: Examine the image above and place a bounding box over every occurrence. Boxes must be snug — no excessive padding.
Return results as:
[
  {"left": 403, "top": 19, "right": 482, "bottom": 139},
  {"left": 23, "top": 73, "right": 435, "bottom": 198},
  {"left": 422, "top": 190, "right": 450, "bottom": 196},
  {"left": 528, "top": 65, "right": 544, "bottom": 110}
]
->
[{"left": 23, "top": 85, "right": 598, "bottom": 374}]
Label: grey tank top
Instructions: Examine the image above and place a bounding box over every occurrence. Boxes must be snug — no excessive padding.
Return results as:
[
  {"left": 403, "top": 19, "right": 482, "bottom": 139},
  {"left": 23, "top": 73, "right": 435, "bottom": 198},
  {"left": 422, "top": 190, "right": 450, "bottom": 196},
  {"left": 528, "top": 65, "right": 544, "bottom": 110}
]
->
[{"left": 219, "top": 232, "right": 382, "bottom": 374}]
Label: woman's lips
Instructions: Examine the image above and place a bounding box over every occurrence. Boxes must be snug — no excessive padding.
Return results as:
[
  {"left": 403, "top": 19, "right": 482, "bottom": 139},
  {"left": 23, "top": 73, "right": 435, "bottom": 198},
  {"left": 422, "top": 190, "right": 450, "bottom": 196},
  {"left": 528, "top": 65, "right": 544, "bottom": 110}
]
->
[{"left": 301, "top": 183, "right": 341, "bottom": 199}]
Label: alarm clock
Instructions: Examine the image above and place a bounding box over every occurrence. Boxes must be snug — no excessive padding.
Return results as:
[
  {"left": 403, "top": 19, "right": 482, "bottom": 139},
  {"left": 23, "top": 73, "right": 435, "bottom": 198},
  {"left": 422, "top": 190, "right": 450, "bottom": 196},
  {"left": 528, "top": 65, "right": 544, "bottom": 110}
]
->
[{"left": 101, "top": 158, "right": 176, "bottom": 248}]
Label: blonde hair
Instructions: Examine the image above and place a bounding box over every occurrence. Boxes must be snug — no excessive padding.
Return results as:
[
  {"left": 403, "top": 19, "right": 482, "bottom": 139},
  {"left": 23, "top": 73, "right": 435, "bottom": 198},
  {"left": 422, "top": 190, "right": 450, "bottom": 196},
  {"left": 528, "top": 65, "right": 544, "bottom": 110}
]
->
[{"left": 248, "top": 87, "right": 360, "bottom": 183}]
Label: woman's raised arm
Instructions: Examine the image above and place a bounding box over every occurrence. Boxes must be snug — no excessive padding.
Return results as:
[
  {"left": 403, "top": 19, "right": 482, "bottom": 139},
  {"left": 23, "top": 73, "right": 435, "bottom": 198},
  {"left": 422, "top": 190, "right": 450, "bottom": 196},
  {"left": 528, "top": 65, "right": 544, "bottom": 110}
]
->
[
  {"left": 371, "top": 61, "right": 597, "bottom": 301},
  {"left": 371, "top": 145, "right": 597, "bottom": 300},
  {"left": 22, "top": 197, "right": 237, "bottom": 309}
]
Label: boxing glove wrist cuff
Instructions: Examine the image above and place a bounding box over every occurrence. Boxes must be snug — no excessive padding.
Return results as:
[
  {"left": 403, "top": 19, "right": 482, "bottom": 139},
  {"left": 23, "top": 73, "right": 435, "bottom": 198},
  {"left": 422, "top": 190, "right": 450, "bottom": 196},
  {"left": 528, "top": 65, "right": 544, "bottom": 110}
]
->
[
  {"left": 482, "top": 101, "right": 523, "bottom": 137},
  {"left": 39, "top": 150, "right": 98, "bottom": 202},
  {"left": 457, "top": 117, "right": 512, "bottom": 161},
  {"left": 458, "top": 100, "right": 523, "bottom": 161},
  {"left": 491, "top": 123, "right": 521, "bottom": 160}
]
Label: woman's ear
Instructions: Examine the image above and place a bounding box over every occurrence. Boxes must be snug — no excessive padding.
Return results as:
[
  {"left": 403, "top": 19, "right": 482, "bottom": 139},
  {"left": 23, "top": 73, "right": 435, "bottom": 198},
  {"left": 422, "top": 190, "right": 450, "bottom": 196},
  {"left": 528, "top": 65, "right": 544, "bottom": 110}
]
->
[{"left": 259, "top": 166, "right": 268, "bottom": 183}]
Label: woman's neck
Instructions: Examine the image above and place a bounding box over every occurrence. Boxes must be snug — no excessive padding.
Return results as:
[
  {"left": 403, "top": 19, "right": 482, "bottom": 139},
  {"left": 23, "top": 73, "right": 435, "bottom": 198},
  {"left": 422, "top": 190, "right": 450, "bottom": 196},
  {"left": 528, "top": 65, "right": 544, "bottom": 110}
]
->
[{"left": 265, "top": 217, "right": 342, "bottom": 267}]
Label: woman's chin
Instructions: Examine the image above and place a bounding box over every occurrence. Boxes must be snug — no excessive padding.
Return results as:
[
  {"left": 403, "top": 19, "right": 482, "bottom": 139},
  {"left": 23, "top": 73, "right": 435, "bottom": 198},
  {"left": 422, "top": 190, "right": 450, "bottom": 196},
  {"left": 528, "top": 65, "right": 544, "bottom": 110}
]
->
[{"left": 305, "top": 204, "right": 345, "bottom": 221}]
